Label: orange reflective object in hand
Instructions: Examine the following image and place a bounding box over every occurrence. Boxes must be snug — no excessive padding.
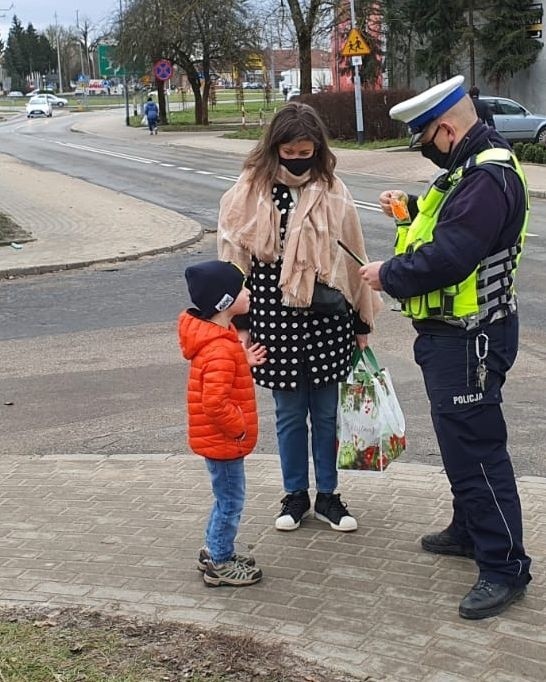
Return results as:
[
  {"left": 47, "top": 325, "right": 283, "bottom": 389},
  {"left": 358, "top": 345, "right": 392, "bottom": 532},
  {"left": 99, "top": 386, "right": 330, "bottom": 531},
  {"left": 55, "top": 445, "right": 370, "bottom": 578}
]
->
[{"left": 391, "top": 198, "right": 409, "bottom": 221}]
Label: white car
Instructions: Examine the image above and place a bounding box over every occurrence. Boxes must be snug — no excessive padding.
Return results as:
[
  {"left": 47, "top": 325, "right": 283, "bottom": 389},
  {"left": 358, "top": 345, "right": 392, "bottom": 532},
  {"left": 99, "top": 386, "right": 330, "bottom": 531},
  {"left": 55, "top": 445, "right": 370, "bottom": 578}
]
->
[
  {"left": 286, "top": 88, "right": 300, "bottom": 101},
  {"left": 7, "top": 90, "right": 24, "bottom": 97},
  {"left": 45, "top": 94, "right": 68, "bottom": 107},
  {"left": 286, "top": 87, "right": 320, "bottom": 101},
  {"left": 26, "top": 96, "right": 53, "bottom": 118}
]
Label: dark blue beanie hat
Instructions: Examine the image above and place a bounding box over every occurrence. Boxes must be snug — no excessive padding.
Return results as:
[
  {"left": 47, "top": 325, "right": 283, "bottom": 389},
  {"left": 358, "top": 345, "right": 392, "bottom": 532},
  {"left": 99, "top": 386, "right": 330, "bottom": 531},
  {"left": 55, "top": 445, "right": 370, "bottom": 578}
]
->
[{"left": 185, "top": 260, "right": 245, "bottom": 319}]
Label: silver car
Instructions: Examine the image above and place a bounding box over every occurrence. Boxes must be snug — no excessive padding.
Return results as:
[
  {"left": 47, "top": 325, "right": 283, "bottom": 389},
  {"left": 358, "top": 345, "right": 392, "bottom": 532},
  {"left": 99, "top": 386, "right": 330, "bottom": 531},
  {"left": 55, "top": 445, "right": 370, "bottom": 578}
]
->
[{"left": 481, "top": 96, "right": 546, "bottom": 144}]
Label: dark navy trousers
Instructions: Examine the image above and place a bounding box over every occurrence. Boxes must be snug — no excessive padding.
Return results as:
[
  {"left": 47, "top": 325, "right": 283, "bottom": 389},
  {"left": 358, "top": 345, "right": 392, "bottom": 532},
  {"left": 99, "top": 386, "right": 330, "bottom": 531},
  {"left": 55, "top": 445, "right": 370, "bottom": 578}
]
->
[{"left": 414, "top": 314, "right": 532, "bottom": 587}]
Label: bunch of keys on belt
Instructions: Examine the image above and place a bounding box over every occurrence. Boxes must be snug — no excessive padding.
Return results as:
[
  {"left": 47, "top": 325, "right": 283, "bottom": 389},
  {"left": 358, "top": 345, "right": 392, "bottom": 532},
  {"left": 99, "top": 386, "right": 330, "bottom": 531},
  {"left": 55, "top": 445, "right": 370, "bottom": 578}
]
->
[{"left": 475, "top": 332, "right": 489, "bottom": 391}]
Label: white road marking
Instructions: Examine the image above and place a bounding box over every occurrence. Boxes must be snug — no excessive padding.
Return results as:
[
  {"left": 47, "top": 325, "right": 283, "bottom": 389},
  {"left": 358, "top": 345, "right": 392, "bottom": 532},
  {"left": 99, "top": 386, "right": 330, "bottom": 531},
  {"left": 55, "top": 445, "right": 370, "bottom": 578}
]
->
[
  {"left": 48, "top": 140, "right": 404, "bottom": 215},
  {"left": 55, "top": 140, "right": 157, "bottom": 164},
  {"left": 354, "top": 199, "right": 382, "bottom": 212}
]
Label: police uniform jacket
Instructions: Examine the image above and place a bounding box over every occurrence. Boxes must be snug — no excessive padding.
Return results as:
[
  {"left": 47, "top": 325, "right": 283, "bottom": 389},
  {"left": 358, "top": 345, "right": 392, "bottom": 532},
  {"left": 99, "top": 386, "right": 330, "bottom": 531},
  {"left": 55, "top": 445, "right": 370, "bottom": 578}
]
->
[{"left": 379, "top": 123, "right": 526, "bottom": 334}]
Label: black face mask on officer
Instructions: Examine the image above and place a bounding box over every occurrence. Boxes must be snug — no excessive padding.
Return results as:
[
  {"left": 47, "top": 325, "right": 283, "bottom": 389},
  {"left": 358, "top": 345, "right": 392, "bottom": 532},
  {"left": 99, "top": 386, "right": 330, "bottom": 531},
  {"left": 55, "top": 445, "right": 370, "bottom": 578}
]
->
[
  {"left": 420, "top": 125, "right": 453, "bottom": 169},
  {"left": 278, "top": 155, "right": 316, "bottom": 176}
]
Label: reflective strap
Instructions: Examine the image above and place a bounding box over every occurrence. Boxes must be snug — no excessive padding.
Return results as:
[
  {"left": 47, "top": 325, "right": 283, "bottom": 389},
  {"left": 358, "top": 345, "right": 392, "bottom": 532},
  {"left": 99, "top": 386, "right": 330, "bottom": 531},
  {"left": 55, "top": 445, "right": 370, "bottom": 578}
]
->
[
  {"left": 481, "top": 244, "right": 520, "bottom": 268},
  {"left": 478, "top": 262, "right": 514, "bottom": 281},
  {"left": 478, "top": 276, "right": 512, "bottom": 300}
]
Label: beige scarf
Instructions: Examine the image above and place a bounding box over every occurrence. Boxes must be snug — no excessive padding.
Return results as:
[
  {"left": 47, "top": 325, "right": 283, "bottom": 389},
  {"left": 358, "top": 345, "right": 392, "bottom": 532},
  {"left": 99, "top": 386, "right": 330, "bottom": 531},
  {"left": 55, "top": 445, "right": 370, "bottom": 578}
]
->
[{"left": 218, "top": 165, "right": 382, "bottom": 328}]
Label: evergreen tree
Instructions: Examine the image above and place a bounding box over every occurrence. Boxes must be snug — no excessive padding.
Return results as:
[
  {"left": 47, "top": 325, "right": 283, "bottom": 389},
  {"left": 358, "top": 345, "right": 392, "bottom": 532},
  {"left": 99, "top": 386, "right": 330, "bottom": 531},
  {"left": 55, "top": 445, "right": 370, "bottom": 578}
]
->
[
  {"left": 3, "top": 16, "right": 27, "bottom": 91},
  {"left": 479, "top": 0, "right": 543, "bottom": 93},
  {"left": 383, "top": 0, "right": 422, "bottom": 87},
  {"left": 3, "top": 16, "right": 55, "bottom": 91},
  {"left": 414, "top": 0, "right": 467, "bottom": 82}
]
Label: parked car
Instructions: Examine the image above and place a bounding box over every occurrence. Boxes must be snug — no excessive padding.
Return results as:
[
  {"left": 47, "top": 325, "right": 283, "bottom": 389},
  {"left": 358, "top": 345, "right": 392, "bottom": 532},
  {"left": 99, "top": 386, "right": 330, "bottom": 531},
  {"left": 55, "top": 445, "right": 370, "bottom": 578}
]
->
[
  {"left": 287, "top": 87, "right": 320, "bottom": 101},
  {"left": 286, "top": 88, "right": 300, "bottom": 101},
  {"left": 481, "top": 96, "right": 546, "bottom": 144},
  {"left": 26, "top": 95, "right": 53, "bottom": 118},
  {"left": 45, "top": 94, "right": 68, "bottom": 107},
  {"left": 7, "top": 91, "right": 24, "bottom": 97}
]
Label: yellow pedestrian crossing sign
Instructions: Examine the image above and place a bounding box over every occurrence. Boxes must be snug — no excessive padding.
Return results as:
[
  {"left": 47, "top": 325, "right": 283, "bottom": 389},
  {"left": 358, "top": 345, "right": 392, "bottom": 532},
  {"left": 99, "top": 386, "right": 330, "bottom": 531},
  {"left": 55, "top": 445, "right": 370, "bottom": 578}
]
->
[{"left": 341, "top": 28, "right": 371, "bottom": 57}]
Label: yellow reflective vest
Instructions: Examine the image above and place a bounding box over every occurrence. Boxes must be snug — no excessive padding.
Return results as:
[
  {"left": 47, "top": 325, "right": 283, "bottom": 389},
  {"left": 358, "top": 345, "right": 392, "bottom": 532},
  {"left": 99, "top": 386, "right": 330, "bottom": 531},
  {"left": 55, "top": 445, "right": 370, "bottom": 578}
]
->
[{"left": 394, "top": 148, "right": 529, "bottom": 328}]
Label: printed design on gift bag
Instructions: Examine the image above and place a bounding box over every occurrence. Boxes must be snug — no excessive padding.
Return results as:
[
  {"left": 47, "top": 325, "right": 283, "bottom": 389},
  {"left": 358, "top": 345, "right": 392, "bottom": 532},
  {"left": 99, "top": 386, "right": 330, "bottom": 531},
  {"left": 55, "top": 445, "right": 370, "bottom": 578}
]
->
[{"left": 336, "top": 348, "right": 406, "bottom": 473}]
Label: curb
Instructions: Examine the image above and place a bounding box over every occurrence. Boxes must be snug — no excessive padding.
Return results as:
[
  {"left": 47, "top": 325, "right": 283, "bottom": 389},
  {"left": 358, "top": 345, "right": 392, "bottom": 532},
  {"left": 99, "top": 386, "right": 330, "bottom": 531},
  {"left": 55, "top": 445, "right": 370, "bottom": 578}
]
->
[{"left": 0, "top": 229, "right": 203, "bottom": 280}]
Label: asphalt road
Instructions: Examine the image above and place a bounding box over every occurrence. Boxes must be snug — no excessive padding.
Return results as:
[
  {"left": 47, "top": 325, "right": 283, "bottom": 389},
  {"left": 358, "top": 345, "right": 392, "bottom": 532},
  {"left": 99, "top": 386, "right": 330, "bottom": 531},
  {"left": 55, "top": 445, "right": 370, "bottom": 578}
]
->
[{"left": 1, "top": 111, "right": 545, "bottom": 477}]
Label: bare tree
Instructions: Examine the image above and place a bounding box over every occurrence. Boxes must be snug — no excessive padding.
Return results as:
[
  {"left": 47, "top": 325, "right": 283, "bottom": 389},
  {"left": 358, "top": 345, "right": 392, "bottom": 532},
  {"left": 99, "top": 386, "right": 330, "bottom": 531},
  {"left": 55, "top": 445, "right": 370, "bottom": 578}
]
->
[{"left": 119, "top": 0, "right": 259, "bottom": 125}]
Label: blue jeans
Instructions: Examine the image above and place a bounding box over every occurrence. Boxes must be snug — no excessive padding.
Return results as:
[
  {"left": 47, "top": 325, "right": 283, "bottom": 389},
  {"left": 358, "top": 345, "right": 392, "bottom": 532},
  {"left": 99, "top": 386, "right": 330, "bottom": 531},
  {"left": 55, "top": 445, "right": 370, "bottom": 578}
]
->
[
  {"left": 204, "top": 457, "right": 246, "bottom": 563},
  {"left": 273, "top": 381, "right": 338, "bottom": 494}
]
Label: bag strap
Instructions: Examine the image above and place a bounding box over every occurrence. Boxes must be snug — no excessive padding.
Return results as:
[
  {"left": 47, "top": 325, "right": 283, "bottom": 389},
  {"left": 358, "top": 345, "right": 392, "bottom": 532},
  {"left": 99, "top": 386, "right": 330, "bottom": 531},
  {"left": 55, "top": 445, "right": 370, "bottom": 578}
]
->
[
  {"left": 351, "top": 348, "right": 364, "bottom": 369},
  {"left": 351, "top": 346, "right": 382, "bottom": 374},
  {"left": 362, "top": 346, "right": 382, "bottom": 375}
]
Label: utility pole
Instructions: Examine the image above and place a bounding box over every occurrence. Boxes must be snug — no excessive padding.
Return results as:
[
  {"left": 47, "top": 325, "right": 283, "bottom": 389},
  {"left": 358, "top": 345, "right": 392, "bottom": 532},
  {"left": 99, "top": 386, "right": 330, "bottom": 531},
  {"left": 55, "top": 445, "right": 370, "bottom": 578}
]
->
[
  {"left": 76, "top": 10, "right": 85, "bottom": 78},
  {"left": 119, "top": 0, "right": 130, "bottom": 126},
  {"left": 54, "top": 12, "right": 64, "bottom": 93},
  {"left": 349, "top": 0, "right": 365, "bottom": 144},
  {"left": 468, "top": 0, "right": 476, "bottom": 86}
]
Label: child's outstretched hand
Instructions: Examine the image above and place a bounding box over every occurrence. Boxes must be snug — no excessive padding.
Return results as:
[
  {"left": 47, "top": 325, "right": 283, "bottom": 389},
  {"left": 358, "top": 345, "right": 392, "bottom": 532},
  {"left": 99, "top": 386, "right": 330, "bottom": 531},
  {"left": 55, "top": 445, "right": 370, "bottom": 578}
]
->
[{"left": 245, "top": 342, "right": 267, "bottom": 367}]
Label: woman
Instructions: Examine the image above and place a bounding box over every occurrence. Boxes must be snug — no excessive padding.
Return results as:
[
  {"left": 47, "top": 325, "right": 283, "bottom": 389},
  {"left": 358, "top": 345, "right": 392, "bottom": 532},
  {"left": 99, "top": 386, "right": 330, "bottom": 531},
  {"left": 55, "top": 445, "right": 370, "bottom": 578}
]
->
[{"left": 218, "top": 102, "right": 381, "bottom": 533}]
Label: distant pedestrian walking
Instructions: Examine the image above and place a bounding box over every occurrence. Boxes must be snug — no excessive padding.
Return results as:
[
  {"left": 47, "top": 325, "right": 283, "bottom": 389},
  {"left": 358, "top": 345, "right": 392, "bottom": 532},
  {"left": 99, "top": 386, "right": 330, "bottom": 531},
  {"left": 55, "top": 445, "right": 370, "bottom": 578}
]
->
[
  {"left": 469, "top": 86, "right": 496, "bottom": 128},
  {"left": 178, "top": 260, "right": 267, "bottom": 587},
  {"left": 144, "top": 96, "right": 159, "bottom": 135}
]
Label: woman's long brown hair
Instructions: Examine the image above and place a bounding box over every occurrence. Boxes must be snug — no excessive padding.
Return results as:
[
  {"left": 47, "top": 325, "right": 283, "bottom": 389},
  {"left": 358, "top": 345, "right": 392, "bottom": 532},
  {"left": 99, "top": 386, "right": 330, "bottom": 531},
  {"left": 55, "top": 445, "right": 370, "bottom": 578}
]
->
[{"left": 243, "top": 102, "right": 337, "bottom": 190}]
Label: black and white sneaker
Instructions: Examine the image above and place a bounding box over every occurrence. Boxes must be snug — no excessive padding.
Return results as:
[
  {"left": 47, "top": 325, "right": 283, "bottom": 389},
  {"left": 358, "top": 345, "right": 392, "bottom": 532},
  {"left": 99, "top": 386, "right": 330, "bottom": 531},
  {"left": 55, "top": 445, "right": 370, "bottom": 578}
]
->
[
  {"left": 275, "top": 491, "right": 311, "bottom": 531},
  {"left": 314, "top": 493, "right": 357, "bottom": 532}
]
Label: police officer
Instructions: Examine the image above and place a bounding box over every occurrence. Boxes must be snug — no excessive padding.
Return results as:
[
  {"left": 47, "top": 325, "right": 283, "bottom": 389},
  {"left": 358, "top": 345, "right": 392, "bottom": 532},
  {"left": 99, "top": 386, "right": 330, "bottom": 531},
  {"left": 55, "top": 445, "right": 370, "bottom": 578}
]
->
[{"left": 360, "top": 75, "right": 532, "bottom": 620}]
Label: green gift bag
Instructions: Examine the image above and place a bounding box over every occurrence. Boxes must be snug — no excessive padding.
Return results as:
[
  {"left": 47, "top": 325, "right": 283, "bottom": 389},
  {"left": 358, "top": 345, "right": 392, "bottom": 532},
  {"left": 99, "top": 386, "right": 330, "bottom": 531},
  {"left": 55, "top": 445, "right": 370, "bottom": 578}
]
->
[{"left": 336, "top": 347, "right": 406, "bottom": 473}]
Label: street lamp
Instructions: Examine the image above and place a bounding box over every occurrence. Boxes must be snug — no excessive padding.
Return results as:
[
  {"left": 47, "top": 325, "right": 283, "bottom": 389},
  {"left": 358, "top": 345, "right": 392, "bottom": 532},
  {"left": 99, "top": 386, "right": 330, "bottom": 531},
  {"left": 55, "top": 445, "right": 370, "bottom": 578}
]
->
[
  {"left": 119, "top": 0, "right": 131, "bottom": 126},
  {"left": 54, "top": 12, "right": 64, "bottom": 93}
]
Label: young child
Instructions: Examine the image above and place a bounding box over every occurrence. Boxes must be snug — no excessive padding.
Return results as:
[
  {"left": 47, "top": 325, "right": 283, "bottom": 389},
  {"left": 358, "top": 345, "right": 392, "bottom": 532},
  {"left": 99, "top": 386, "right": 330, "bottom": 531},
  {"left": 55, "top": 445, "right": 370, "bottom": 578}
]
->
[{"left": 178, "top": 260, "right": 267, "bottom": 587}]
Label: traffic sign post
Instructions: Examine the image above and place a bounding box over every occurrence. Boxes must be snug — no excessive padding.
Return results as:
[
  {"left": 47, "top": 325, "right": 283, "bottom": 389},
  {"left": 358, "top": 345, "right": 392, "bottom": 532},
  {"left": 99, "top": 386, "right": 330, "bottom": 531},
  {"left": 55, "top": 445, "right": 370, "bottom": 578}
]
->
[{"left": 340, "top": 15, "right": 371, "bottom": 144}]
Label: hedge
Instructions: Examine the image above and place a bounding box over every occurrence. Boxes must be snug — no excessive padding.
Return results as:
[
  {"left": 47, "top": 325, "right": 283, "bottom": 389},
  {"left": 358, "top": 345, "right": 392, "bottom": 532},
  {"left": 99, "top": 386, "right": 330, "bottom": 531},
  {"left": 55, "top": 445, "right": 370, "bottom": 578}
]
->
[
  {"left": 296, "top": 88, "right": 415, "bottom": 141},
  {"left": 512, "top": 142, "right": 546, "bottom": 164}
]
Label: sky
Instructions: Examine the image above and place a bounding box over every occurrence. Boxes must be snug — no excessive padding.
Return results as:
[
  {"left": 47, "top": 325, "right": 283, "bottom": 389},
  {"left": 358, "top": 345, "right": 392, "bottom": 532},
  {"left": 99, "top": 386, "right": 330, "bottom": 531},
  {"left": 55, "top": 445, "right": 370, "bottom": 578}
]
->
[{"left": 0, "top": 1, "right": 118, "bottom": 39}]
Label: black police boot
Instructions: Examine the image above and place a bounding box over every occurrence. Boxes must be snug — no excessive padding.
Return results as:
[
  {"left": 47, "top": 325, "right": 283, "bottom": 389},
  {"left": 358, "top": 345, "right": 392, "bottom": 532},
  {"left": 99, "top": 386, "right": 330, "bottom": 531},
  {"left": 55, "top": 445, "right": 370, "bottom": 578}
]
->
[
  {"left": 459, "top": 579, "right": 526, "bottom": 619},
  {"left": 421, "top": 528, "right": 475, "bottom": 559}
]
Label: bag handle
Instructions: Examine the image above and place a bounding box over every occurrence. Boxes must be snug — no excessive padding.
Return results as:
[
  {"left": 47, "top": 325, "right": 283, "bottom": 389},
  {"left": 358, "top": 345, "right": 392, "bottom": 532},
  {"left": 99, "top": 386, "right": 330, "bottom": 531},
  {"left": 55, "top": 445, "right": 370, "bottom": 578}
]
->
[
  {"left": 351, "top": 346, "right": 382, "bottom": 374},
  {"left": 351, "top": 347, "right": 365, "bottom": 369},
  {"left": 362, "top": 346, "right": 382, "bottom": 375}
]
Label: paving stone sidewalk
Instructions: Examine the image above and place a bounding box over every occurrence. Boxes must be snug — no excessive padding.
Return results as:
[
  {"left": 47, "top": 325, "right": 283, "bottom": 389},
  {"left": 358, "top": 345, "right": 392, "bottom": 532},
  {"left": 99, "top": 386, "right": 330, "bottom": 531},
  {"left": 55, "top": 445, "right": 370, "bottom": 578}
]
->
[
  {"left": 0, "top": 152, "right": 202, "bottom": 277},
  {"left": 0, "top": 454, "right": 544, "bottom": 681}
]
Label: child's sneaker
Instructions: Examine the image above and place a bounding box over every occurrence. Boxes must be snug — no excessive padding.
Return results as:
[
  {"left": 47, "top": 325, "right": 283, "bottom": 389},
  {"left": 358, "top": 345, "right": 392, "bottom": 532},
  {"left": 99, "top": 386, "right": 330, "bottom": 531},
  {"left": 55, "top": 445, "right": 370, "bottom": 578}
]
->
[
  {"left": 203, "top": 559, "right": 262, "bottom": 587},
  {"left": 197, "top": 546, "right": 255, "bottom": 572}
]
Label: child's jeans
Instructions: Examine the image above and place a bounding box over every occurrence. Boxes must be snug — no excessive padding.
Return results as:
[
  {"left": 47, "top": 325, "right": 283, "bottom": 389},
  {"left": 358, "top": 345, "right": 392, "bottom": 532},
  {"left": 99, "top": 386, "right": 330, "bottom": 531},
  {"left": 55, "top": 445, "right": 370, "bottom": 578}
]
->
[{"left": 204, "top": 457, "right": 246, "bottom": 563}]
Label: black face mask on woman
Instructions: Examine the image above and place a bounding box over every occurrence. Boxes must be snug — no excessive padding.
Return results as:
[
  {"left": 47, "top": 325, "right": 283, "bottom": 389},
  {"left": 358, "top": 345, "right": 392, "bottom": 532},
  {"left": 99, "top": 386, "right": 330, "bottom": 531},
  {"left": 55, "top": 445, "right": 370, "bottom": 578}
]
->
[
  {"left": 420, "top": 126, "right": 453, "bottom": 169},
  {"left": 278, "top": 156, "right": 316, "bottom": 176}
]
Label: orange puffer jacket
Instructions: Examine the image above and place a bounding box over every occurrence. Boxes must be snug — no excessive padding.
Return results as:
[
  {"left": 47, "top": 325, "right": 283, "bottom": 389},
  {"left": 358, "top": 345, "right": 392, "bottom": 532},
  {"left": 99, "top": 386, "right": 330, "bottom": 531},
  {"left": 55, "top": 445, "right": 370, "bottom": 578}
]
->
[{"left": 178, "top": 311, "right": 258, "bottom": 459}]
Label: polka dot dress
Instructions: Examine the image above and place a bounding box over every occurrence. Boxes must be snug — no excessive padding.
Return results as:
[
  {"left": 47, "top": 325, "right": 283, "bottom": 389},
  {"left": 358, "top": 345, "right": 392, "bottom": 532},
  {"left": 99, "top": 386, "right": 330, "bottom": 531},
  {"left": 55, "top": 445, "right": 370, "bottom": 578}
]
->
[{"left": 250, "top": 183, "right": 355, "bottom": 391}]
